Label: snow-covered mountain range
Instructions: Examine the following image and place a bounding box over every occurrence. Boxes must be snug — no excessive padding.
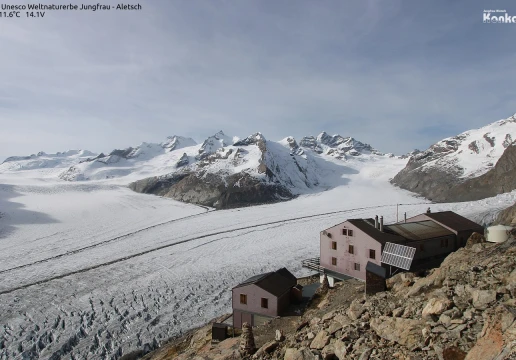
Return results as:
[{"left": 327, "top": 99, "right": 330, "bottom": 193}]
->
[
  {"left": 0, "top": 130, "right": 397, "bottom": 208},
  {"left": 392, "top": 113, "right": 516, "bottom": 202},
  {"left": 2, "top": 113, "right": 515, "bottom": 207}
]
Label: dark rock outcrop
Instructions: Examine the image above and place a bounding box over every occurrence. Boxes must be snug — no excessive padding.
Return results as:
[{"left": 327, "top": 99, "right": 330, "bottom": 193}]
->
[
  {"left": 175, "top": 153, "right": 189, "bottom": 168},
  {"left": 299, "top": 136, "right": 323, "bottom": 154},
  {"left": 392, "top": 143, "right": 516, "bottom": 202},
  {"left": 129, "top": 171, "right": 293, "bottom": 209}
]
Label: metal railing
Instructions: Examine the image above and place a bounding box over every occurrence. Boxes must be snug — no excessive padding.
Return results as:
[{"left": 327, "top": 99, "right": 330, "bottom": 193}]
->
[{"left": 302, "top": 257, "right": 323, "bottom": 273}]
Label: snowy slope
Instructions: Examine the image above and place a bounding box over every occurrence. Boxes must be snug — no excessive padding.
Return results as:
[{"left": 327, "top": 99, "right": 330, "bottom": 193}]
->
[
  {"left": 0, "top": 131, "right": 385, "bottom": 209},
  {"left": 410, "top": 113, "right": 516, "bottom": 179},
  {"left": 0, "top": 150, "right": 97, "bottom": 175},
  {"left": 197, "top": 130, "right": 236, "bottom": 158},
  {"left": 161, "top": 135, "right": 197, "bottom": 152},
  {"left": 1, "top": 131, "right": 391, "bottom": 188},
  {"left": 391, "top": 113, "right": 516, "bottom": 202},
  {"left": 126, "top": 131, "right": 387, "bottom": 209},
  {"left": 1, "top": 155, "right": 514, "bottom": 359}
]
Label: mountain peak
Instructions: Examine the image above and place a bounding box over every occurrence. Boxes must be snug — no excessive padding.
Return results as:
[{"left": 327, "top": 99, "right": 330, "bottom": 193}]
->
[
  {"left": 303, "top": 133, "right": 381, "bottom": 158},
  {"left": 161, "top": 135, "right": 197, "bottom": 152},
  {"left": 197, "top": 131, "right": 235, "bottom": 158},
  {"left": 233, "top": 132, "right": 266, "bottom": 147},
  {"left": 214, "top": 130, "right": 226, "bottom": 138}
]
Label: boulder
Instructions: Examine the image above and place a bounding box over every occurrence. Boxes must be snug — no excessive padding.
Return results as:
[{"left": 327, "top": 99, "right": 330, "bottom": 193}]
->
[
  {"left": 421, "top": 298, "right": 453, "bottom": 319},
  {"left": 253, "top": 340, "right": 278, "bottom": 359},
  {"left": 334, "top": 314, "right": 352, "bottom": 328},
  {"left": 322, "top": 311, "right": 336, "bottom": 322},
  {"left": 327, "top": 321, "right": 342, "bottom": 335},
  {"left": 358, "top": 348, "right": 373, "bottom": 360},
  {"left": 321, "top": 344, "right": 335, "bottom": 359},
  {"left": 309, "top": 330, "right": 330, "bottom": 350},
  {"left": 465, "top": 232, "right": 486, "bottom": 249},
  {"left": 214, "top": 350, "right": 242, "bottom": 360},
  {"left": 284, "top": 348, "right": 317, "bottom": 360},
  {"left": 370, "top": 316, "right": 426, "bottom": 349},
  {"left": 472, "top": 290, "right": 496, "bottom": 310},
  {"left": 347, "top": 301, "right": 365, "bottom": 320},
  {"left": 465, "top": 317, "right": 504, "bottom": 360},
  {"left": 333, "top": 339, "right": 348, "bottom": 359}
]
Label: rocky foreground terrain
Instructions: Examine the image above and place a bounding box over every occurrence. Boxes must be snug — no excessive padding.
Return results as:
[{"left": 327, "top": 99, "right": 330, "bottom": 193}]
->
[
  {"left": 144, "top": 231, "right": 516, "bottom": 360},
  {"left": 497, "top": 202, "right": 516, "bottom": 227}
]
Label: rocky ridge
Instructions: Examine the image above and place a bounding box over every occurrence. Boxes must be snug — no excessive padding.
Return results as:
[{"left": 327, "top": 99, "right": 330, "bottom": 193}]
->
[
  {"left": 299, "top": 132, "right": 386, "bottom": 159},
  {"left": 128, "top": 133, "right": 295, "bottom": 209},
  {"left": 148, "top": 233, "right": 516, "bottom": 359},
  {"left": 391, "top": 114, "right": 516, "bottom": 202},
  {"left": 128, "top": 131, "right": 365, "bottom": 209}
]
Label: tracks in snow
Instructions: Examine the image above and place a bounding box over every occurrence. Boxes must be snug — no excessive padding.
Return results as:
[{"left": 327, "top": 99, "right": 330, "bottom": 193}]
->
[
  {"left": 0, "top": 202, "right": 431, "bottom": 296},
  {"left": 0, "top": 209, "right": 211, "bottom": 276}
]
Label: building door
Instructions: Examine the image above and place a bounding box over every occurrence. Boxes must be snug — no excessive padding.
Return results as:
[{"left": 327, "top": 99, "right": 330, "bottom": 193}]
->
[{"left": 242, "top": 311, "right": 253, "bottom": 326}]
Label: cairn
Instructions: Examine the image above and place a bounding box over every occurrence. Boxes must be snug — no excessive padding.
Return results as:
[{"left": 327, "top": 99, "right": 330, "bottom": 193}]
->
[{"left": 239, "top": 322, "right": 256, "bottom": 356}]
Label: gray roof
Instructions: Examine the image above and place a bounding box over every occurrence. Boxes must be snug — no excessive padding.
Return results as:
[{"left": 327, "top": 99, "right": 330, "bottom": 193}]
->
[
  {"left": 233, "top": 268, "right": 297, "bottom": 297},
  {"left": 423, "top": 211, "right": 483, "bottom": 232},
  {"left": 236, "top": 272, "right": 273, "bottom": 287},
  {"left": 384, "top": 220, "right": 454, "bottom": 241},
  {"left": 347, "top": 219, "right": 406, "bottom": 245}
]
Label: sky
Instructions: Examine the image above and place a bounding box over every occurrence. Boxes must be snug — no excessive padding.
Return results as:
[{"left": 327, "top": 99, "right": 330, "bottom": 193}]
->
[{"left": 1, "top": 0, "right": 516, "bottom": 161}]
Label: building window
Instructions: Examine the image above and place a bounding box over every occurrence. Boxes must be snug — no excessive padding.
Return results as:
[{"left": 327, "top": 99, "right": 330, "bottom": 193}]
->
[
  {"left": 331, "top": 257, "right": 337, "bottom": 266},
  {"left": 348, "top": 230, "right": 354, "bottom": 237},
  {"left": 240, "top": 294, "right": 247, "bottom": 305},
  {"left": 369, "top": 249, "right": 376, "bottom": 259},
  {"left": 327, "top": 232, "right": 332, "bottom": 239},
  {"left": 354, "top": 263, "right": 360, "bottom": 271},
  {"left": 261, "top": 298, "right": 268, "bottom": 309},
  {"left": 349, "top": 245, "right": 354, "bottom": 254},
  {"left": 342, "top": 229, "right": 347, "bottom": 236},
  {"left": 331, "top": 241, "right": 337, "bottom": 250},
  {"left": 440, "top": 239, "right": 449, "bottom": 248}
]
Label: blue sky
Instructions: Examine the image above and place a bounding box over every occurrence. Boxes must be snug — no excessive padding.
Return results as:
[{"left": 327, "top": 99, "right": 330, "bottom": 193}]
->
[{"left": 1, "top": 0, "right": 515, "bottom": 160}]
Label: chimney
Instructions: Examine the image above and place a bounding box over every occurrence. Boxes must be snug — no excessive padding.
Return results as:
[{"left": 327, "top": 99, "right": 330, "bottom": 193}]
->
[
  {"left": 404, "top": 212, "right": 407, "bottom": 223},
  {"left": 375, "top": 215, "right": 379, "bottom": 229},
  {"left": 380, "top": 216, "right": 384, "bottom": 232},
  {"left": 426, "top": 207, "right": 431, "bottom": 214}
]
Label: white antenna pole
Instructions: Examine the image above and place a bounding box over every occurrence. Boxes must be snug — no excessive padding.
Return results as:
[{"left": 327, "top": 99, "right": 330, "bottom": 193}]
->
[{"left": 396, "top": 204, "right": 399, "bottom": 222}]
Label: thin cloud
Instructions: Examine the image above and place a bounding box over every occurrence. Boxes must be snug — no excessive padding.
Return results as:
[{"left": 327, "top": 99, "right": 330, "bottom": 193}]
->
[{"left": 1, "top": 0, "right": 515, "bottom": 160}]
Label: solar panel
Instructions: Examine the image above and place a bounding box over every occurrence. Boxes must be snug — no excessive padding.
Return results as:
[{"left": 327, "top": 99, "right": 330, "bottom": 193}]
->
[{"left": 381, "top": 242, "right": 416, "bottom": 270}]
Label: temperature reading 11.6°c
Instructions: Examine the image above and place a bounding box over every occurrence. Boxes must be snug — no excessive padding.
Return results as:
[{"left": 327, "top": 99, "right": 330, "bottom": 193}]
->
[{"left": 0, "top": 11, "right": 45, "bottom": 17}]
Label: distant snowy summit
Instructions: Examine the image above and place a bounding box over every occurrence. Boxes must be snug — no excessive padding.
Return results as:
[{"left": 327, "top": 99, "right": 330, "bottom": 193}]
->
[
  {"left": 0, "top": 150, "right": 97, "bottom": 171},
  {"left": 34, "top": 129, "right": 390, "bottom": 208},
  {"left": 4, "top": 122, "right": 498, "bottom": 209},
  {"left": 3, "top": 115, "right": 516, "bottom": 208},
  {"left": 299, "top": 132, "right": 387, "bottom": 158},
  {"left": 392, "top": 113, "right": 516, "bottom": 202}
]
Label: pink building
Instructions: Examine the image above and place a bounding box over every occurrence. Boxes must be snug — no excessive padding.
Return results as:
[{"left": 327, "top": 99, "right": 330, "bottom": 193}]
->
[
  {"left": 232, "top": 268, "right": 298, "bottom": 328},
  {"left": 307, "top": 211, "right": 483, "bottom": 285}
]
